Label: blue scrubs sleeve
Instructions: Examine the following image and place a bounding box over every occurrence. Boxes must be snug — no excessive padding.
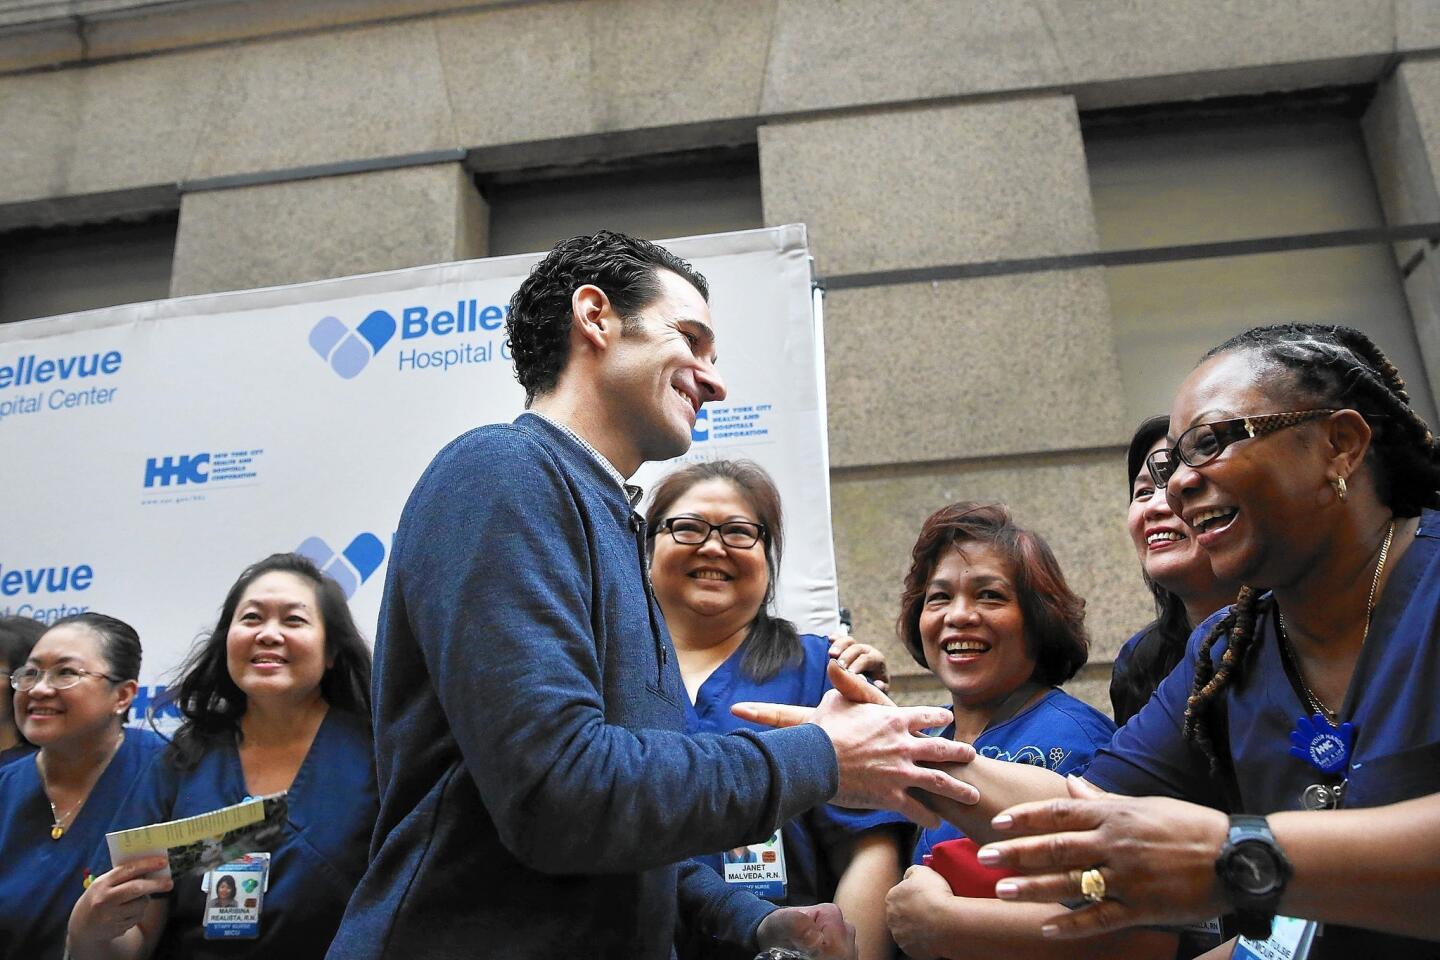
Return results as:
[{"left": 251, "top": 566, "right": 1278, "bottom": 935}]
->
[{"left": 1084, "top": 615, "right": 1229, "bottom": 808}]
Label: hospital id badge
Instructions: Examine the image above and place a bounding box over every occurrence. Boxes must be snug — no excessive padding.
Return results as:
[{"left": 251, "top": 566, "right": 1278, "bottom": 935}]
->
[
  {"left": 1232, "top": 915, "right": 1318, "bottom": 960},
  {"left": 201, "top": 853, "right": 269, "bottom": 940},
  {"left": 721, "top": 829, "right": 787, "bottom": 900}
]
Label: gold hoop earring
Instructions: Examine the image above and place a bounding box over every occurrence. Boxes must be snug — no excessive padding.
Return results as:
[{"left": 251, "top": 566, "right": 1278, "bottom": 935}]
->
[{"left": 1332, "top": 475, "right": 1348, "bottom": 502}]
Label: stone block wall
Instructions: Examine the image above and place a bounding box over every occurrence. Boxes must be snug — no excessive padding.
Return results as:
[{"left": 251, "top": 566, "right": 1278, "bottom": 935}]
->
[{"left": 6, "top": 0, "right": 1440, "bottom": 709}]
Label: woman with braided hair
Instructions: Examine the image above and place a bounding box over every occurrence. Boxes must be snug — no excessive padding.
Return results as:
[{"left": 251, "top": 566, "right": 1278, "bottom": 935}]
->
[{"left": 741, "top": 323, "right": 1440, "bottom": 957}]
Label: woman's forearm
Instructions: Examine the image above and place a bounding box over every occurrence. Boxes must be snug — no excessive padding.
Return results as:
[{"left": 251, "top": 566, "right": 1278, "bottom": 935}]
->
[
  {"left": 68, "top": 926, "right": 148, "bottom": 960},
  {"left": 832, "top": 830, "right": 904, "bottom": 960},
  {"left": 1271, "top": 793, "right": 1440, "bottom": 939},
  {"left": 902, "top": 895, "right": 1176, "bottom": 960},
  {"left": 921, "top": 757, "right": 1071, "bottom": 844}
]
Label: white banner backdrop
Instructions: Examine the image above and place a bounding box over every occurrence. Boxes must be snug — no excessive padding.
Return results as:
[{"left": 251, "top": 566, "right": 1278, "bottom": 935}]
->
[{"left": 0, "top": 224, "right": 837, "bottom": 717}]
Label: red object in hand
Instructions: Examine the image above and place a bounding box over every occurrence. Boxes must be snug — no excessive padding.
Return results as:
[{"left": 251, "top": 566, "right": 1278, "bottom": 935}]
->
[{"left": 925, "top": 838, "right": 1012, "bottom": 898}]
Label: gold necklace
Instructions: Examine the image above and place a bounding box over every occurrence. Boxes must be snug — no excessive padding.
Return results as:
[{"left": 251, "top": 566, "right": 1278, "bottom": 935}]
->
[
  {"left": 37, "top": 729, "right": 124, "bottom": 841},
  {"left": 1279, "top": 519, "right": 1395, "bottom": 724}
]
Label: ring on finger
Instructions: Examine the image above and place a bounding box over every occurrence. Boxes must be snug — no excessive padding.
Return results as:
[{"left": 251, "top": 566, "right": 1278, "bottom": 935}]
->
[{"left": 1080, "top": 867, "right": 1107, "bottom": 903}]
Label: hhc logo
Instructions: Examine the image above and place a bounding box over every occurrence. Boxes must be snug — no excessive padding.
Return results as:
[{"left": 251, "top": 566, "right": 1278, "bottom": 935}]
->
[
  {"left": 144, "top": 453, "right": 210, "bottom": 488},
  {"left": 310, "top": 311, "right": 397, "bottom": 379},
  {"left": 691, "top": 408, "right": 710, "bottom": 443},
  {"left": 296, "top": 533, "right": 386, "bottom": 599}
]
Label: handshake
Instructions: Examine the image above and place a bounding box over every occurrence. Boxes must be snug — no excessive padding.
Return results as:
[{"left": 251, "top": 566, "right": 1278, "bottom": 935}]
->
[{"left": 733, "top": 660, "right": 979, "bottom": 828}]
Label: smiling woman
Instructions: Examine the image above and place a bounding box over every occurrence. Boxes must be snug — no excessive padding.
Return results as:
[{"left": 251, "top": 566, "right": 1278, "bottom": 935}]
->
[
  {"left": 894, "top": 502, "right": 1113, "bottom": 861},
  {"left": 644, "top": 460, "right": 905, "bottom": 960},
  {"left": 0, "top": 614, "right": 164, "bottom": 960},
  {"left": 877, "top": 325, "right": 1440, "bottom": 959},
  {"left": 1111, "top": 416, "right": 1237, "bottom": 727},
  {"left": 878, "top": 504, "right": 1170, "bottom": 960},
  {"left": 67, "top": 553, "right": 376, "bottom": 960}
]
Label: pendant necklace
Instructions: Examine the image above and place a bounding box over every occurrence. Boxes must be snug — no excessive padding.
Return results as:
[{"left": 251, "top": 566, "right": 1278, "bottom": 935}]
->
[
  {"left": 47, "top": 796, "right": 84, "bottom": 840},
  {"left": 1281, "top": 519, "right": 1394, "bottom": 806},
  {"left": 37, "top": 729, "right": 125, "bottom": 841}
]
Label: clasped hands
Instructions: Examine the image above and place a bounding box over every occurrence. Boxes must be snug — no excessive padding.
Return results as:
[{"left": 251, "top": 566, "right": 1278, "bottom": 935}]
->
[
  {"left": 732, "top": 668, "right": 1230, "bottom": 939},
  {"left": 734, "top": 660, "right": 978, "bottom": 828}
]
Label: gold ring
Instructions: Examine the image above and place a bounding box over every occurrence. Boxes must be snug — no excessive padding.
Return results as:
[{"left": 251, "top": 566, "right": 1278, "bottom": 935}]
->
[{"left": 1080, "top": 867, "right": 1106, "bottom": 903}]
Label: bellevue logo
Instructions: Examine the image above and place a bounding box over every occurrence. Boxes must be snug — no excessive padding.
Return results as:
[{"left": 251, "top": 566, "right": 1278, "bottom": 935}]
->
[
  {"left": 310, "top": 311, "right": 396, "bottom": 379},
  {"left": 296, "top": 533, "right": 386, "bottom": 599},
  {"left": 0, "top": 561, "right": 94, "bottom": 597}
]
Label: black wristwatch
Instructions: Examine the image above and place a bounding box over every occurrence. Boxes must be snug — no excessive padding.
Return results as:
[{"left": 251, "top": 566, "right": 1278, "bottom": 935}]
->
[{"left": 1214, "top": 815, "right": 1292, "bottom": 939}]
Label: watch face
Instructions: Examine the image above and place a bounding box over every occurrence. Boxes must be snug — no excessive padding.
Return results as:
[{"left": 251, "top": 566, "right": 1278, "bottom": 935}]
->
[{"left": 1225, "top": 843, "right": 1282, "bottom": 896}]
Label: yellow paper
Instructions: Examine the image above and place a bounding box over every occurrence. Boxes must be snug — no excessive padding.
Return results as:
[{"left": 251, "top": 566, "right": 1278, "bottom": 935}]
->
[{"left": 107, "top": 795, "right": 268, "bottom": 862}]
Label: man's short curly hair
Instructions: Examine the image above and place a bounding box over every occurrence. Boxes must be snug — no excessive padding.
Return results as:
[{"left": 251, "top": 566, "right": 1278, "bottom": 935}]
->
[{"left": 505, "top": 231, "right": 710, "bottom": 404}]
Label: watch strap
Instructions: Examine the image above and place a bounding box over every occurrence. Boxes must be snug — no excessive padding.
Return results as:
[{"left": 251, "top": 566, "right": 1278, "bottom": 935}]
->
[{"left": 1216, "top": 815, "right": 1291, "bottom": 940}]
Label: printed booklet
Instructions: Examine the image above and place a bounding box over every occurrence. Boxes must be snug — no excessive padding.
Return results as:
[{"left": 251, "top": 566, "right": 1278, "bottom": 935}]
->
[{"left": 105, "top": 793, "right": 288, "bottom": 879}]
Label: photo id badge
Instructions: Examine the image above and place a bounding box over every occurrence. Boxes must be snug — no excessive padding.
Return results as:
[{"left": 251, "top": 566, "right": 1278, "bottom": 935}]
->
[
  {"left": 201, "top": 853, "right": 268, "bottom": 940},
  {"left": 721, "top": 829, "right": 787, "bottom": 900},
  {"left": 1233, "top": 915, "right": 1318, "bottom": 960}
]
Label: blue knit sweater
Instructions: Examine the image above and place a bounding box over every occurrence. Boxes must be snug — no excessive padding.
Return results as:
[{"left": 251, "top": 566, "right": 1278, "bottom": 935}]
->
[{"left": 328, "top": 413, "right": 838, "bottom": 959}]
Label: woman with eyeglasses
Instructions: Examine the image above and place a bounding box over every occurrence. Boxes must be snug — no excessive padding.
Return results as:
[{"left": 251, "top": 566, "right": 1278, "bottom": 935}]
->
[
  {"left": 0, "top": 615, "right": 46, "bottom": 768},
  {"left": 1113, "top": 417, "right": 1236, "bottom": 728},
  {"left": 0, "top": 613, "right": 165, "bottom": 960},
  {"left": 644, "top": 459, "right": 903, "bottom": 960},
  {"left": 66, "top": 553, "right": 376, "bottom": 960},
  {"left": 743, "top": 324, "right": 1440, "bottom": 957}
]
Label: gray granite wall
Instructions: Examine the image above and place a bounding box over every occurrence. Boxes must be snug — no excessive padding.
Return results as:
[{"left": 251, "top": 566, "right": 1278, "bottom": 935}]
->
[
  {"left": 6, "top": 0, "right": 1440, "bottom": 710},
  {"left": 760, "top": 97, "right": 1137, "bottom": 705}
]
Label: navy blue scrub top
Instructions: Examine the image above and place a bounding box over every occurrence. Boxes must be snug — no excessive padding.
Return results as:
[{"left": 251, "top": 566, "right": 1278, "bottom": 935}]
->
[
  {"left": 1087, "top": 509, "right": 1440, "bottom": 959},
  {"left": 0, "top": 741, "right": 36, "bottom": 769},
  {"left": 684, "top": 634, "right": 906, "bottom": 906},
  {"left": 0, "top": 727, "right": 166, "bottom": 960},
  {"left": 98, "top": 708, "right": 377, "bottom": 960}
]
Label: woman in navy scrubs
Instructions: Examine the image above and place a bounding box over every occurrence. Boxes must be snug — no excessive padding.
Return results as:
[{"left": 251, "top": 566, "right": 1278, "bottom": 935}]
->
[
  {"left": 880, "top": 324, "right": 1440, "bottom": 957},
  {"left": 0, "top": 614, "right": 45, "bottom": 768},
  {"left": 884, "top": 502, "right": 1174, "bottom": 960},
  {"left": 68, "top": 553, "right": 376, "bottom": 960},
  {"left": 0, "top": 613, "right": 164, "bottom": 960},
  {"left": 645, "top": 459, "right": 901, "bottom": 960}
]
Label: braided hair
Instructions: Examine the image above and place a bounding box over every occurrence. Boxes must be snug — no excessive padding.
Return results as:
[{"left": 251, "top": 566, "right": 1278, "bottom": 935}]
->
[{"left": 1182, "top": 324, "right": 1440, "bottom": 775}]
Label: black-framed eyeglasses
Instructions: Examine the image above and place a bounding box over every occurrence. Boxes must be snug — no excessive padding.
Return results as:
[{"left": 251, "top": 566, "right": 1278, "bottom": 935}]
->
[
  {"left": 9, "top": 665, "right": 123, "bottom": 692},
  {"left": 1146, "top": 409, "right": 1338, "bottom": 487},
  {"left": 652, "top": 516, "right": 768, "bottom": 549}
]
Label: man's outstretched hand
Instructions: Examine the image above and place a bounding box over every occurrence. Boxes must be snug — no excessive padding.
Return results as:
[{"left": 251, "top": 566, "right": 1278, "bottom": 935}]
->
[{"left": 733, "top": 661, "right": 978, "bottom": 827}]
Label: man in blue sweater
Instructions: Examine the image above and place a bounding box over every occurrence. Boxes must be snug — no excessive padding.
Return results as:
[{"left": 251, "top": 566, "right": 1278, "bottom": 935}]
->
[{"left": 328, "top": 231, "right": 976, "bottom": 959}]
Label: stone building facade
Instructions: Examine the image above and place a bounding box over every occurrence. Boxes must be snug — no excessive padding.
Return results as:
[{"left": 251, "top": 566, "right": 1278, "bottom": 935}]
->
[{"left": 6, "top": 0, "right": 1440, "bottom": 706}]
